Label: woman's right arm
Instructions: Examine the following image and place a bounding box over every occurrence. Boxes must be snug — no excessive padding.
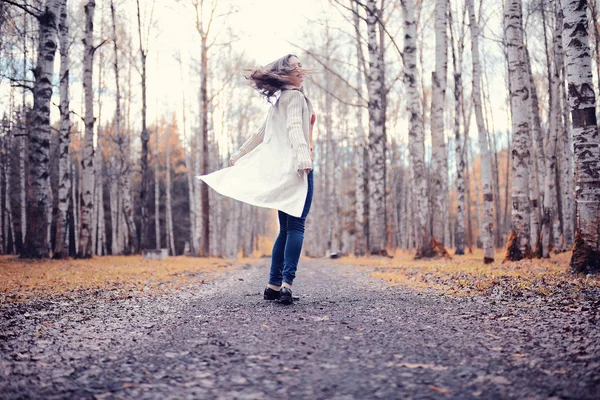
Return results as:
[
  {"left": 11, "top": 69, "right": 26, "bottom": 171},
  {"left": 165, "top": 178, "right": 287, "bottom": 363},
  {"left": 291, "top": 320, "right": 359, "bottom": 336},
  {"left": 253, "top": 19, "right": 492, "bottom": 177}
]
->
[
  {"left": 285, "top": 91, "right": 312, "bottom": 172},
  {"left": 229, "top": 118, "right": 267, "bottom": 166}
]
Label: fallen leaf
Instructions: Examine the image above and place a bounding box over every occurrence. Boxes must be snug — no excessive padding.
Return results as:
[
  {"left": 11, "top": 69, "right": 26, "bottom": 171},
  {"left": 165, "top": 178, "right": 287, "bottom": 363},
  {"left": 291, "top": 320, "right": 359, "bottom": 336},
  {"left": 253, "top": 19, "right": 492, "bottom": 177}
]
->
[
  {"left": 429, "top": 385, "right": 450, "bottom": 395},
  {"left": 397, "top": 363, "right": 448, "bottom": 371},
  {"left": 490, "top": 376, "right": 510, "bottom": 385}
]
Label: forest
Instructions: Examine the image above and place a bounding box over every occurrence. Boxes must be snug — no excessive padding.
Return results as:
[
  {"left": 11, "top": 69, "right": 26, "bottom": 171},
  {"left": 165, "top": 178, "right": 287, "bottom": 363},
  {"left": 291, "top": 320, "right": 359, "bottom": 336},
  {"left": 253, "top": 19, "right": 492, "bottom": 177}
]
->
[{"left": 0, "top": 0, "right": 598, "bottom": 273}]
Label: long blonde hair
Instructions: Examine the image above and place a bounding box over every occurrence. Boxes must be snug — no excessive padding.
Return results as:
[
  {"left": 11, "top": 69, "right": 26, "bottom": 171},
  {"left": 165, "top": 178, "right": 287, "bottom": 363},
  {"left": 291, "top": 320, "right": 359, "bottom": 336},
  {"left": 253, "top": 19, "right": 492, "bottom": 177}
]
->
[{"left": 244, "top": 54, "right": 314, "bottom": 102}]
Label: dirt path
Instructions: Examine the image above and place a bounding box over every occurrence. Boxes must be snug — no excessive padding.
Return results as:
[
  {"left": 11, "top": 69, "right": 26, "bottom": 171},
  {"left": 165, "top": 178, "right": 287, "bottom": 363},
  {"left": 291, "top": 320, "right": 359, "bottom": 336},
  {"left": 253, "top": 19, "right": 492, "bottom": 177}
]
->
[{"left": 1, "top": 259, "right": 598, "bottom": 399}]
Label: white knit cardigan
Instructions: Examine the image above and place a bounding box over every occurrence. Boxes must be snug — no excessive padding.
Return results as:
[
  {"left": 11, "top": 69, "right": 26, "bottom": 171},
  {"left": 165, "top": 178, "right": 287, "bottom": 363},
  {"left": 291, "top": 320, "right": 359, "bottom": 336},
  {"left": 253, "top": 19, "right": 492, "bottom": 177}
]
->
[{"left": 197, "top": 85, "right": 314, "bottom": 218}]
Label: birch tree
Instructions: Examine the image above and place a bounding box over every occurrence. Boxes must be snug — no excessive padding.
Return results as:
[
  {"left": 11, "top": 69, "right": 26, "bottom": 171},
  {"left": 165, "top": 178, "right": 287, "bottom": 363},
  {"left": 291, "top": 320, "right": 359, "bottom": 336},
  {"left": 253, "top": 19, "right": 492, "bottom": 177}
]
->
[
  {"left": 430, "top": 0, "right": 448, "bottom": 246},
  {"left": 352, "top": 1, "right": 367, "bottom": 256},
  {"left": 136, "top": 0, "right": 154, "bottom": 251},
  {"left": 555, "top": 7, "right": 573, "bottom": 251},
  {"left": 77, "top": 0, "right": 97, "bottom": 258},
  {"left": 111, "top": 0, "right": 136, "bottom": 254},
  {"left": 504, "top": 0, "right": 531, "bottom": 261},
  {"left": 560, "top": 0, "right": 600, "bottom": 272},
  {"left": 364, "top": 0, "right": 386, "bottom": 255},
  {"left": 467, "top": 0, "right": 494, "bottom": 263},
  {"left": 402, "top": 0, "right": 431, "bottom": 258},
  {"left": 54, "top": 0, "right": 70, "bottom": 258},
  {"left": 23, "top": 0, "right": 62, "bottom": 258},
  {"left": 165, "top": 116, "right": 175, "bottom": 255},
  {"left": 449, "top": 3, "right": 466, "bottom": 255}
]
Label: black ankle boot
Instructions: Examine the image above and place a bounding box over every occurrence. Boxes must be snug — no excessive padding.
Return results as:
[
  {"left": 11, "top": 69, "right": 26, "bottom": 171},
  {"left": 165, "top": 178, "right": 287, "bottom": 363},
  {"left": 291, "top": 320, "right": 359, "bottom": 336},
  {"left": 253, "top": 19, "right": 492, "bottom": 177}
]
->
[
  {"left": 280, "top": 287, "right": 293, "bottom": 304},
  {"left": 263, "top": 287, "right": 281, "bottom": 300}
]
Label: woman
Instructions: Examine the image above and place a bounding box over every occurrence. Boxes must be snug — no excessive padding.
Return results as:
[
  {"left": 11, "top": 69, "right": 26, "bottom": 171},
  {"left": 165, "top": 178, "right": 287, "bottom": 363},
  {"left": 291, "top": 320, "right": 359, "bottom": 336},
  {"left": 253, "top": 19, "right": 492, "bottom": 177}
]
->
[{"left": 198, "top": 54, "right": 316, "bottom": 305}]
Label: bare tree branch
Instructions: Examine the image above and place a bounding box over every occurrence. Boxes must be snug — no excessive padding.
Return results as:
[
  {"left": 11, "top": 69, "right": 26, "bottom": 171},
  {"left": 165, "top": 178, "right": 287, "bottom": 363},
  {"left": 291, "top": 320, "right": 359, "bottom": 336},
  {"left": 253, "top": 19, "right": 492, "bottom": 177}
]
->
[
  {"left": 287, "top": 40, "right": 369, "bottom": 105},
  {"left": 348, "top": 0, "right": 404, "bottom": 58},
  {"left": 0, "top": 0, "right": 41, "bottom": 18}
]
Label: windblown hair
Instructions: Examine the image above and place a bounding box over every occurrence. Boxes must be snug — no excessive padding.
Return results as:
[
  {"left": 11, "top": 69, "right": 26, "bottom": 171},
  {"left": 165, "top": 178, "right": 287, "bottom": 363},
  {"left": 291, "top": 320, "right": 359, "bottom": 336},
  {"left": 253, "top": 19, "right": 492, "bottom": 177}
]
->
[{"left": 244, "top": 53, "right": 315, "bottom": 102}]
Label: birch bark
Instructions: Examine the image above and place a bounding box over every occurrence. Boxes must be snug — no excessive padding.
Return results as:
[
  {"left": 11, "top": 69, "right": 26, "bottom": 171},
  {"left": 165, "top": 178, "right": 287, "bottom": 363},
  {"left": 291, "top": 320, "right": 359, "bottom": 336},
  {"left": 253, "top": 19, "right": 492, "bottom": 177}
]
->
[
  {"left": 154, "top": 127, "right": 160, "bottom": 249},
  {"left": 450, "top": 41, "right": 465, "bottom": 254},
  {"left": 560, "top": 0, "right": 600, "bottom": 272},
  {"left": 366, "top": 0, "right": 387, "bottom": 255},
  {"left": 77, "top": 0, "right": 96, "bottom": 258},
  {"left": 166, "top": 119, "right": 175, "bottom": 255},
  {"left": 24, "top": 0, "right": 62, "bottom": 258},
  {"left": 111, "top": 0, "right": 136, "bottom": 254},
  {"left": 54, "top": 0, "right": 70, "bottom": 258},
  {"left": 430, "top": 0, "right": 448, "bottom": 245},
  {"left": 352, "top": 2, "right": 367, "bottom": 256},
  {"left": 20, "top": 13, "right": 27, "bottom": 250},
  {"left": 467, "top": 0, "right": 494, "bottom": 263},
  {"left": 504, "top": 0, "right": 531, "bottom": 261},
  {"left": 555, "top": 8, "right": 574, "bottom": 250},
  {"left": 541, "top": 11, "right": 564, "bottom": 257},
  {"left": 136, "top": 0, "right": 150, "bottom": 251},
  {"left": 402, "top": 0, "right": 431, "bottom": 257}
]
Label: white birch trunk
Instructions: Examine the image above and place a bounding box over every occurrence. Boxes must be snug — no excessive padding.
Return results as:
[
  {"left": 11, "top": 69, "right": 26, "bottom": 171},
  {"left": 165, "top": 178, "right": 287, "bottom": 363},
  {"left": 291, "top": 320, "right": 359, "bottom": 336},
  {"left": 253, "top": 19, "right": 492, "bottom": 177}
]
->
[
  {"left": 560, "top": 0, "right": 600, "bottom": 272},
  {"left": 430, "top": 0, "right": 448, "bottom": 245},
  {"left": 352, "top": 3, "right": 367, "bottom": 256},
  {"left": 109, "top": 179, "right": 119, "bottom": 254},
  {"left": 504, "top": 0, "right": 532, "bottom": 260},
  {"left": 454, "top": 71, "right": 466, "bottom": 255},
  {"left": 72, "top": 161, "right": 79, "bottom": 252},
  {"left": 556, "top": 10, "right": 574, "bottom": 250},
  {"left": 24, "top": 0, "right": 61, "bottom": 257},
  {"left": 403, "top": 0, "right": 430, "bottom": 257},
  {"left": 54, "top": 0, "right": 70, "bottom": 258},
  {"left": 541, "top": 10, "right": 564, "bottom": 257},
  {"left": 111, "top": 0, "right": 135, "bottom": 254},
  {"left": 165, "top": 121, "right": 175, "bottom": 255},
  {"left": 19, "top": 12, "right": 27, "bottom": 251},
  {"left": 136, "top": 0, "right": 150, "bottom": 251},
  {"left": 78, "top": 0, "right": 96, "bottom": 258},
  {"left": 154, "top": 129, "right": 160, "bottom": 249},
  {"left": 366, "top": 0, "right": 387, "bottom": 255},
  {"left": 467, "top": 0, "right": 494, "bottom": 263},
  {"left": 324, "top": 36, "right": 338, "bottom": 256}
]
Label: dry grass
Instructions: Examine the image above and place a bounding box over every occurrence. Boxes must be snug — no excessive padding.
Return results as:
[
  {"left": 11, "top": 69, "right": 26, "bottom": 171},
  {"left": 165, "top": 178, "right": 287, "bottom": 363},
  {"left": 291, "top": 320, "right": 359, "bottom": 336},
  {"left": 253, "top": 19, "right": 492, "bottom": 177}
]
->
[
  {"left": 334, "top": 249, "right": 600, "bottom": 297},
  {"left": 0, "top": 255, "right": 259, "bottom": 304}
]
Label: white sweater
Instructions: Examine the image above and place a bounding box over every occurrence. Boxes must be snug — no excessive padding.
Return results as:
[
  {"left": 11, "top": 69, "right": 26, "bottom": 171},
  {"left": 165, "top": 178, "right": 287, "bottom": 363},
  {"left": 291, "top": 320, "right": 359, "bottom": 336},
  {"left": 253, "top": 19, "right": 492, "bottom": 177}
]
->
[
  {"left": 198, "top": 85, "right": 314, "bottom": 217},
  {"left": 230, "top": 87, "right": 313, "bottom": 171}
]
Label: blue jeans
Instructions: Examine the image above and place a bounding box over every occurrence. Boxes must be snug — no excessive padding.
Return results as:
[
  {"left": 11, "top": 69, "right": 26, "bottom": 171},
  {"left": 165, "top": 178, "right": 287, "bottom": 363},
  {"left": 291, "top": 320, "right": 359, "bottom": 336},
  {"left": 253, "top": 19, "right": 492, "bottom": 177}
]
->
[{"left": 269, "top": 171, "right": 314, "bottom": 286}]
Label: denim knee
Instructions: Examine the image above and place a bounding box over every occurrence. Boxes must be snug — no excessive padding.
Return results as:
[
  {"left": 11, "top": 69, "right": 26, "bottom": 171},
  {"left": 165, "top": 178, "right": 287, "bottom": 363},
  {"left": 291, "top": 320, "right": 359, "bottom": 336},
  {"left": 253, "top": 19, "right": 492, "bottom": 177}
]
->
[{"left": 286, "top": 217, "right": 305, "bottom": 234}]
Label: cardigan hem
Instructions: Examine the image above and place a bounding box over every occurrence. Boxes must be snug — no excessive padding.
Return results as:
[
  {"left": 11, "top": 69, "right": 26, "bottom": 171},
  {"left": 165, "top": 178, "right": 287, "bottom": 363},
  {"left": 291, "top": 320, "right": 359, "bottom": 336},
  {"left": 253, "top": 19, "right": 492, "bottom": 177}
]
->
[{"left": 197, "top": 174, "right": 307, "bottom": 218}]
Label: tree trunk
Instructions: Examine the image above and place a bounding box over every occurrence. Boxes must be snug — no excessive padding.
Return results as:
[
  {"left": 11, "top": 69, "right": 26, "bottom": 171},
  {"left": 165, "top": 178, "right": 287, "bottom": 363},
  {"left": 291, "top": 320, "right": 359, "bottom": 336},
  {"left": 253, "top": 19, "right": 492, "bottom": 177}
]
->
[
  {"left": 165, "top": 119, "right": 175, "bottom": 255},
  {"left": 366, "top": 0, "right": 387, "bottom": 255},
  {"left": 77, "top": 0, "right": 96, "bottom": 259},
  {"left": 453, "top": 72, "right": 466, "bottom": 255},
  {"left": 402, "top": 0, "right": 431, "bottom": 258},
  {"left": 541, "top": 10, "right": 564, "bottom": 257},
  {"left": 136, "top": 0, "right": 150, "bottom": 251},
  {"left": 154, "top": 127, "right": 160, "bottom": 249},
  {"left": 430, "top": 0, "right": 448, "bottom": 246},
  {"left": 352, "top": 1, "right": 367, "bottom": 256},
  {"left": 54, "top": 0, "right": 70, "bottom": 258},
  {"left": 467, "top": 0, "right": 494, "bottom": 263},
  {"left": 560, "top": 0, "right": 600, "bottom": 273},
  {"left": 23, "top": 0, "right": 62, "bottom": 258},
  {"left": 111, "top": 0, "right": 136, "bottom": 254},
  {"left": 199, "top": 35, "right": 210, "bottom": 256},
  {"left": 504, "top": 0, "right": 532, "bottom": 261},
  {"left": 555, "top": 7, "right": 574, "bottom": 251}
]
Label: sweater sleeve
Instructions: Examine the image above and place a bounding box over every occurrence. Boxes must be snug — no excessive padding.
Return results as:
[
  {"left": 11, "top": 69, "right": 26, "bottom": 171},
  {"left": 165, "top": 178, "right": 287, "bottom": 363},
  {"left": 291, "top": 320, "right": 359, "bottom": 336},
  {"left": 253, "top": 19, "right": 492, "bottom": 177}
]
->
[
  {"left": 229, "top": 118, "right": 267, "bottom": 165},
  {"left": 285, "top": 91, "right": 312, "bottom": 170}
]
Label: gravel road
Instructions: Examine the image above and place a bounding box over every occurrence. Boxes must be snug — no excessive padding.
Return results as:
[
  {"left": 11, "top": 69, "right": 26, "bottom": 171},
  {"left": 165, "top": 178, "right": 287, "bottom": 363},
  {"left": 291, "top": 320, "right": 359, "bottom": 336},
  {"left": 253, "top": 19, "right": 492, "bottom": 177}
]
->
[{"left": 1, "top": 259, "right": 599, "bottom": 399}]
